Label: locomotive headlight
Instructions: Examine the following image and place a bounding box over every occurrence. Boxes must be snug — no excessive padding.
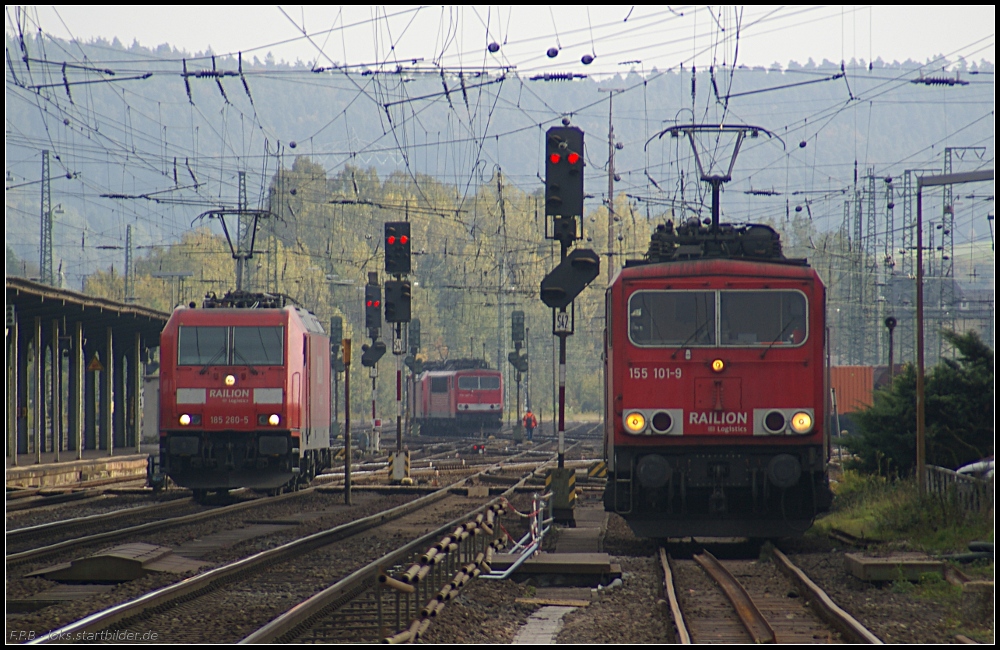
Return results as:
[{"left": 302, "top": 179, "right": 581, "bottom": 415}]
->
[
  {"left": 790, "top": 411, "right": 814, "bottom": 434},
  {"left": 711, "top": 359, "right": 725, "bottom": 373},
  {"left": 225, "top": 374, "right": 236, "bottom": 386},
  {"left": 268, "top": 414, "right": 281, "bottom": 426},
  {"left": 624, "top": 411, "right": 646, "bottom": 433},
  {"left": 179, "top": 414, "right": 192, "bottom": 426}
]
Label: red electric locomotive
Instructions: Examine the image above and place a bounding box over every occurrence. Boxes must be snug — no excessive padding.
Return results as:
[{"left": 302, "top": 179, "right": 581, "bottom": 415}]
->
[
  {"left": 604, "top": 219, "right": 833, "bottom": 537},
  {"left": 412, "top": 359, "right": 504, "bottom": 434},
  {"left": 159, "top": 291, "right": 333, "bottom": 494}
]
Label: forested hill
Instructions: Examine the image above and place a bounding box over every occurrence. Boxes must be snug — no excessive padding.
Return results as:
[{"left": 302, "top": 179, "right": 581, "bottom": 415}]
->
[
  {"left": 6, "top": 33, "right": 994, "bottom": 287},
  {"left": 6, "top": 35, "right": 993, "bottom": 417}
]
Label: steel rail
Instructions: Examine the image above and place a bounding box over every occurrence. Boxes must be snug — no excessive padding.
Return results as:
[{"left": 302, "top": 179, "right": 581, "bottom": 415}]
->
[
  {"left": 7, "top": 489, "right": 305, "bottom": 565},
  {"left": 6, "top": 497, "right": 193, "bottom": 544},
  {"left": 659, "top": 547, "right": 692, "bottom": 644},
  {"left": 6, "top": 474, "right": 148, "bottom": 504},
  {"left": 693, "top": 550, "right": 776, "bottom": 644},
  {"left": 6, "top": 492, "right": 108, "bottom": 513},
  {"left": 771, "top": 548, "right": 883, "bottom": 644}
]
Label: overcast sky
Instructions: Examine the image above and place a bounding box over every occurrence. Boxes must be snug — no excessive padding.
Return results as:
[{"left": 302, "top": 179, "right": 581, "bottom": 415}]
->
[{"left": 16, "top": 5, "right": 996, "bottom": 75}]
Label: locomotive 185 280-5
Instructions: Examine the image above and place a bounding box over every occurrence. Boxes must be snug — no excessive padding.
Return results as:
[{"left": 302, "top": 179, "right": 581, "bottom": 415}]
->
[{"left": 158, "top": 291, "right": 333, "bottom": 495}]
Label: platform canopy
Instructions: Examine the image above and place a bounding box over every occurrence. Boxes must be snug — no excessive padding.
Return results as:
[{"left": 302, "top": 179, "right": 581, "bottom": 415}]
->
[{"left": 6, "top": 276, "right": 168, "bottom": 340}]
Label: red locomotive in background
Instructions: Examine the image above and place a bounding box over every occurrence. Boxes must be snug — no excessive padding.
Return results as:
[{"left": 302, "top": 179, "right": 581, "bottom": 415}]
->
[
  {"left": 158, "top": 291, "right": 333, "bottom": 495},
  {"left": 411, "top": 359, "right": 504, "bottom": 435},
  {"left": 604, "top": 219, "right": 833, "bottom": 537}
]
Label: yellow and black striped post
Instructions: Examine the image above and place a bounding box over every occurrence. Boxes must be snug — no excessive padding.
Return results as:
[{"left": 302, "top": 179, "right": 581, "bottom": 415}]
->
[
  {"left": 588, "top": 460, "right": 608, "bottom": 479},
  {"left": 391, "top": 450, "right": 410, "bottom": 483},
  {"left": 546, "top": 467, "right": 576, "bottom": 525}
]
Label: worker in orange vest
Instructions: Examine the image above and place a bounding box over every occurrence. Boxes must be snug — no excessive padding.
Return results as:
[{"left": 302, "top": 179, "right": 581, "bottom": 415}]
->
[{"left": 523, "top": 410, "right": 537, "bottom": 441}]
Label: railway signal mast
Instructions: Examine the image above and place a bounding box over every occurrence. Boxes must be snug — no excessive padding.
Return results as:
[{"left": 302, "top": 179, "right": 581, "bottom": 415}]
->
[
  {"left": 384, "top": 221, "right": 413, "bottom": 482},
  {"left": 540, "top": 123, "right": 600, "bottom": 523},
  {"left": 507, "top": 311, "right": 529, "bottom": 441},
  {"left": 404, "top": 318, "right": 422, "bottom": 436},
  {"left": 330, "top": 316, "right": 345, "bottom": 437},
  {"left": 361, "top": 273, "right": 386, "bottom": 452}
]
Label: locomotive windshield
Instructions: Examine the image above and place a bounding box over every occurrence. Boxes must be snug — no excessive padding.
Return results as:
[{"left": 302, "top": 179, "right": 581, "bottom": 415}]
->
[
  {"left": 457, "top": 376, "right": 501, "bottom": 390},
  {"left": 629, "top": 291, "right": 715, "bottom": 346},
  {"left": 720, "top": 291, "right": 806, "bottom": 346},
  {"left": 232, "top": 327, "right": 284, "bottom": 365},
  {"left": 628, "top": 290, "right": 807, "bottom": 348},
  {"left": 178, "top": 327, "right": 228, "bottom": 365},
  {"left": 178, "top": 326, "right": 284, "bottom": 365}
]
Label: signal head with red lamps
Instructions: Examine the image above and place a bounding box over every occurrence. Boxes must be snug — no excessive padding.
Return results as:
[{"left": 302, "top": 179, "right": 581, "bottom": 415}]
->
[
  {"left": 544, "top": 126, "right": 585, "bottom": 223},
  {"left": 384, "top": 221, "right": 411, "bottom": 275}
]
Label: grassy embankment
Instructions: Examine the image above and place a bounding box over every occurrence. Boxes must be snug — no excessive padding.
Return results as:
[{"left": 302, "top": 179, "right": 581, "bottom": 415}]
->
[{"left": 813, "top": 469, "right": 994, "bottom": 642}]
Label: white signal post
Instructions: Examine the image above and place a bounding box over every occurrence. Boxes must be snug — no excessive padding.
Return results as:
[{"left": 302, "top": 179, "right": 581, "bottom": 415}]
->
[
  {"left": 370, "top": 364, "right": 379, "bottom": 453},
  {"left": 391, "top": 324, "right": 409, "bottom": 482},
  {"left": 395, "top": 325, "right": 403, "bottom": 452},
  {"left": 343, "top": 339, "right": 352, "bottom": 506},
  {"left": 558, "top": 313, "right": 567, "bottom": 465}
]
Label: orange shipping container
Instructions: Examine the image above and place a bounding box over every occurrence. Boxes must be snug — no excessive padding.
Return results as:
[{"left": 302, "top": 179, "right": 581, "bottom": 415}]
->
[{"left": 831, "top": 366, "right": 874, "bottom": 414}]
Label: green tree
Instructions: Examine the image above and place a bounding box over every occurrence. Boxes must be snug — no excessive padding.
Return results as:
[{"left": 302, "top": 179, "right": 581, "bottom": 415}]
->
[
  {"left": 924, "top": 330, "right": 995, "bottom": 468},
  {"left": 845, "top": 330, "right": 994, "bottom": 475}
]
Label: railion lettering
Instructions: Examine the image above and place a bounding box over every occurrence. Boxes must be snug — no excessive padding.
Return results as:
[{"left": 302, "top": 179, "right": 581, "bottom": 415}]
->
[
  {"left": 209, "top": 389, "right": 251, "bottom": 399},
  {"left": 688, "top": 411, "right": 748, "bottom": 425}
]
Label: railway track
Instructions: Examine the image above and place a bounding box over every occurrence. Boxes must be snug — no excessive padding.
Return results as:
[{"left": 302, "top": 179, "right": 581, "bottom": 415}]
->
[
  {"left": 5, "top": 479, "right": 148, "bottom": 514},
  {"left": 8, "top": 440, "right": 552, "bottom": 565},
  {"left": 242, "top": 501, "right": 510, "bottom": 643},
  {"left": 660, "top": 546, "right": 883, "bottom": 644},
  {"left": 26, "top": 446, "right": 567, "bottom": 644},
  {"left": 6, "top": 497, "right": 196, "bottom": 552},
  {"left": 244, "top": 445, "right": 580, "bottom": 644},
  {"left": 6, "top": 490, "right": 303, "bottom": 567}
]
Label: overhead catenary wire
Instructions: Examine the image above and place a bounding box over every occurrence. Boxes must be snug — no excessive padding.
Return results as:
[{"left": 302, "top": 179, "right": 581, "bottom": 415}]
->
[{"left": 7, "top": 8, "right": 993, "bottom": 299}]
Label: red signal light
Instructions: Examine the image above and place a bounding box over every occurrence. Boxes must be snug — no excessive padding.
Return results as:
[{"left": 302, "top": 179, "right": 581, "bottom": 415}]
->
[
  {"left": 549, "top": 153, "right": 561, "bottom": 164},
  {"left": 367, "top": 300, "right": 373, "bottom": 307},
  {"left": 387, "top": 235, "right": 396, "bottom": 245},
  {"left": 400, "top": 235, "right": 408, "bottom": 245},
  {"left": 567, "top": 152, "right": 581, "bottom": 164},
  {"left": 375, "top": 300, "right": 380, "bottom": 307}
]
